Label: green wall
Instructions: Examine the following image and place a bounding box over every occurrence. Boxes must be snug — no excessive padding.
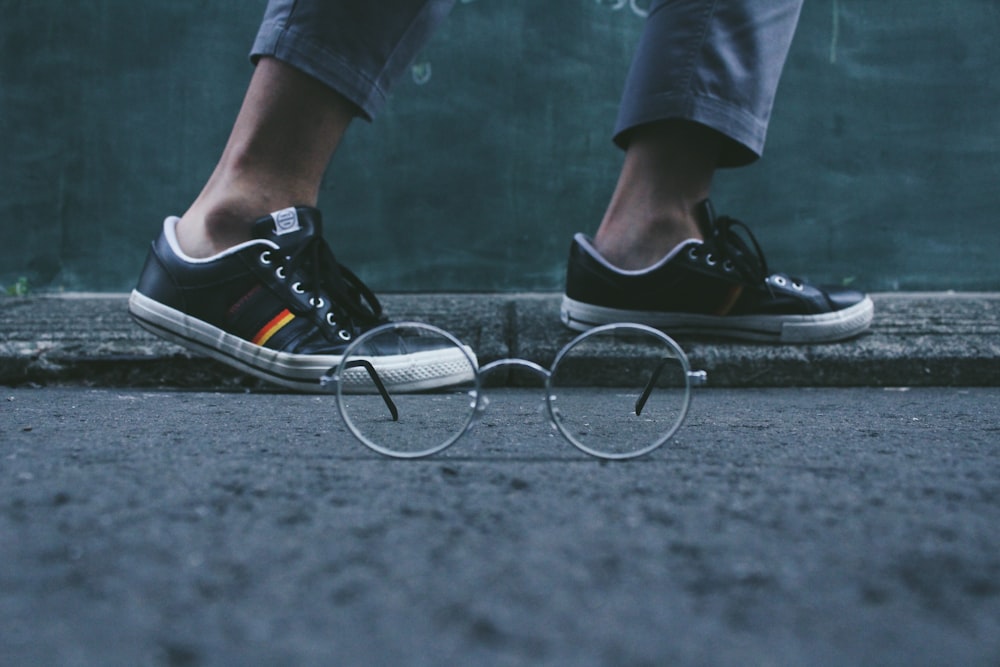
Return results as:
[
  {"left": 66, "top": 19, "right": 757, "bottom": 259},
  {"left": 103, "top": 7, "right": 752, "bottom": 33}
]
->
[{"left": 2, "top": 1, "right": 999, "bottom": 293}]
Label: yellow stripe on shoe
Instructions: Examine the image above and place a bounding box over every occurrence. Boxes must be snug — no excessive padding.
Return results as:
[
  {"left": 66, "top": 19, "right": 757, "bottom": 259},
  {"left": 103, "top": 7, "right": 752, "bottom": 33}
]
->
[{"left": 252, "top": 309, "right": 295, "bottom": 346}]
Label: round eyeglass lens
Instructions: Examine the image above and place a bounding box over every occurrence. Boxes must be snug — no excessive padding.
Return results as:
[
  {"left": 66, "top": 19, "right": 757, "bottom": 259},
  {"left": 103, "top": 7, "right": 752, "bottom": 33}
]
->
[
  {"left": 331, "top": 323, "right": 479, "bottom": 458},
  {"left": 547, "top": 325, "right": 692, "bottom": 459}
]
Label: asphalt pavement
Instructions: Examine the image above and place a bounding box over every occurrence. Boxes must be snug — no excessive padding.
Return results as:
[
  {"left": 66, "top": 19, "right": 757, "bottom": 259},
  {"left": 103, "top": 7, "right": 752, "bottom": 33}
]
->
[{"left": 2, "top": 385, "right": 999, "bottom": 666}]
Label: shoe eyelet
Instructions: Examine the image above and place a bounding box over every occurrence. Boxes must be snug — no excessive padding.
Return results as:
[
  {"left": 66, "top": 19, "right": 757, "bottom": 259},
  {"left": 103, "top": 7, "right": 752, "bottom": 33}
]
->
[
  {"left": 705, "top": 253, "right": 717, "bottom": 267},
  {"left": 723, "top": 260, "right": 735, "bottom": 272},
  {"left": 326, "top": 313, "right": 337, "bottom": 327},
  {"left": 338, "top": 330, "right": 352, "bottom": 342},
  {"left": 259, "top": 251, "right": 272, "bottom": 266},
  {"left": 772, "top": 275, "right": 787, "bottom": 287},
  {"left": 792, "top": 280, "right": 805, "bottom": 291},
  {"left": 292, "top": 282, "right": 304, "bottom": 294},
  {"left": 311, "top": 297, "right": 325, "bottom": 309},
  {"left": 687, "top": 247, "right": 700, "bottom": 261},
  {"left": 275, "top": 266, "right": 286, "bottom": 280}
]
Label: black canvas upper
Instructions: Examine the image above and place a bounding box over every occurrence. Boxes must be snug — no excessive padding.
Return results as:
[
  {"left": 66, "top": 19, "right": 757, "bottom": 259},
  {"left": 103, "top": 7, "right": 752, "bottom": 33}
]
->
[
  {"left": 565, "top": 200, "right": 867, "bottom": 318},
  {"left": 135, "top": 207, "right": 386, "bottom": 355}
]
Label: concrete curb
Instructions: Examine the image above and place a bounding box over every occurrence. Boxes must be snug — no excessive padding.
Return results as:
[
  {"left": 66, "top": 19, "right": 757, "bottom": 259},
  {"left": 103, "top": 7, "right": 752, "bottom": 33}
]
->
[{"left": 1, "top": 292, "right": 998, "bottom": 388}]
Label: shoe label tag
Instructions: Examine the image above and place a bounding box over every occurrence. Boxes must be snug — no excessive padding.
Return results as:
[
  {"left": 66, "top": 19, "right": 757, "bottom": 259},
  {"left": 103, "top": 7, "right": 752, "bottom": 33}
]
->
[{"left": 271, "top": 207, "right": 301, "bottom": 236}]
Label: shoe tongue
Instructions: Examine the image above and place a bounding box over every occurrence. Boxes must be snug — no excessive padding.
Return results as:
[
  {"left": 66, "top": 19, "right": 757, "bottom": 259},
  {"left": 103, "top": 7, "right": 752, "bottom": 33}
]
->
[{"left": 252, "top": 206, "right": 322, "bottom": 248}]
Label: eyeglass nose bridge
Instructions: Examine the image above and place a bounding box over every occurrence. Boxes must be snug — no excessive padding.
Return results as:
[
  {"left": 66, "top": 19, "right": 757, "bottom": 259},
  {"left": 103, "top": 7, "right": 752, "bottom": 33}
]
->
[
  {"left": 472, "top": 358, "right": 552, "bottom": 418},
  {"left": 478, "top": 357, "right": 551, "bottom": 379},
  {"left": 479, "top": 359, "right": 552, "bottom": 382}
]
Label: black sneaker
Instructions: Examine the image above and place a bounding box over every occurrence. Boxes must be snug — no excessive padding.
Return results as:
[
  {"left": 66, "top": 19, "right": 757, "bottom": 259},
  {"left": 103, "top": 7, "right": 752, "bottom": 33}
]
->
[
  {"left": 129, "top": 207, "right": 474, "bottom": 391},
  {"left": 561, "top": 200, "right": 874, "bottom": 343}
]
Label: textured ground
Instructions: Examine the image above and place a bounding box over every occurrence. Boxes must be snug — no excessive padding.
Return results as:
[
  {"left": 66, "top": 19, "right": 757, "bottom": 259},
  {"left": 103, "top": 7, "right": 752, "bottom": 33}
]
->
[{"left": 2, "top": 386, "right": 999, "bottom": 666}]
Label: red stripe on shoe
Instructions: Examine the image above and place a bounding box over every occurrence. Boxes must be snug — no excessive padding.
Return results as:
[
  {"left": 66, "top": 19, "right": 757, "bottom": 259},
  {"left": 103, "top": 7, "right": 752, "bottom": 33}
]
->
[{"left": 252, "top": 309, "right": 295, "bottom": 346}]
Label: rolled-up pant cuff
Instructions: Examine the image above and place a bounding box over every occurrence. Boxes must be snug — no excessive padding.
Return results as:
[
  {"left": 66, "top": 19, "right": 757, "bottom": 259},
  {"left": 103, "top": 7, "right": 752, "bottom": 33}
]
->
[
  {"left": 250, "top": 1, "right": 454, "bottom": 121},
  {"left": 613, "top": 0, "right": 803, "bottom": 167}
]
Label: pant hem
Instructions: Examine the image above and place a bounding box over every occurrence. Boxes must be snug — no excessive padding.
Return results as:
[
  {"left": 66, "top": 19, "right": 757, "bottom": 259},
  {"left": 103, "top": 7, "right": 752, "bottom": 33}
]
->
[
  {"left": 613, "top": 93, "right": 768, "bottom": 167},
  {"left": 250, "top": 19, "right": 387, "bottom": 121}
]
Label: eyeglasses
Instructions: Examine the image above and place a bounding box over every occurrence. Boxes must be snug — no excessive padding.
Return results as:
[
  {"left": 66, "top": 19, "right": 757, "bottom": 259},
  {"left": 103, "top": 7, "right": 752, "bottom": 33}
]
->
[{"left": 320, "top": 322, "right": 707, "bottom": 460}]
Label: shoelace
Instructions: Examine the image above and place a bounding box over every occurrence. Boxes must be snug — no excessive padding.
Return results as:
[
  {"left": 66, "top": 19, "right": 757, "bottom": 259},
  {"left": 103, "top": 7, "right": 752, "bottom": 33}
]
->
[
  {"left": 282, "top": 235, "right": 386, "bottom": 335},
  {"left": 710, "top": 215, "right": 771, "bottom": 285},
  {"left": 709, "top": 214, "right": 814, "bottom": 297}
]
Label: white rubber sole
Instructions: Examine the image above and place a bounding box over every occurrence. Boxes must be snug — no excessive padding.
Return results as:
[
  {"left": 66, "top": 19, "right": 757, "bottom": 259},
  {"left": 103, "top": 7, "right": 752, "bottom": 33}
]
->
[
  {"left": 560, "top": 295, "right": 875, "bottom": 343},
  {"left": 128, "top": 290, "right": 476, "bottom": 393}
]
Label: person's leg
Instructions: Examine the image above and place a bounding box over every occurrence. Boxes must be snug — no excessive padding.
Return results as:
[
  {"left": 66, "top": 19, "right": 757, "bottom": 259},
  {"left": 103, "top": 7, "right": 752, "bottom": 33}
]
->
[
  {"left": 131, "top": 0, "right": 461, "bottom": 391},
  {"left": 594, "top": 0, "right": 803, "bottom": 270},
  {"left": 176, "top": 57, "right": 356, "bottom": 258},
  {"left": 592, "top": 120, "right": 722, "bottom": 270},
  {"left": 176, "top": 0, "right": 456, "bottom": 258},
  {"left": 563, "top": 0, "right": 874, "bottom": 343}
]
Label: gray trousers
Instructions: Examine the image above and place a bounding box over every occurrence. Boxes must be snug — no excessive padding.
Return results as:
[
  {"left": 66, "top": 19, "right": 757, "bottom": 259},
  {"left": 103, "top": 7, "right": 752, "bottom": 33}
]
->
[{"left": 251, "top": 0, "right": 802, "bottom": 167}]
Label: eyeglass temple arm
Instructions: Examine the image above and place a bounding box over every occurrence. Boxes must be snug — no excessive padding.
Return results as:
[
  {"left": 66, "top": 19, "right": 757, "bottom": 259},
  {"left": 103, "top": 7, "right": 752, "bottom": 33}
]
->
[
  {"left": 342, "top": 359, "right": 399, "bottom": 421},
  {"left": 635, "top": 358, "right": 707, "bottom": 416},
  {"left": 634, "top": 359, "right": 668, "bottom": 416}
]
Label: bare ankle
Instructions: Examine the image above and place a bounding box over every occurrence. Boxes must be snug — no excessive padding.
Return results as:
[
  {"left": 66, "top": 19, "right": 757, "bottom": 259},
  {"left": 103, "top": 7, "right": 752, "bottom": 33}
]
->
[
  {"left": 593, "top": 209, "right": 703, "bottom": 271},
  {"left": 175, "top": 204, "right": 259, "bottom": 259}
]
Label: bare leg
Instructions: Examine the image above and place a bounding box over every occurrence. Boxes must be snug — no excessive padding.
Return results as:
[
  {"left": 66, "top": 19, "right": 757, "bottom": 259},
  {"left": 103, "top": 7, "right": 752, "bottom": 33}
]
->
[
  {"left": 175, "top": 57, "right": 357, "bottom": 258},
  {"left": 592, "top": 121, "right": 722, "bottom": 271}
]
